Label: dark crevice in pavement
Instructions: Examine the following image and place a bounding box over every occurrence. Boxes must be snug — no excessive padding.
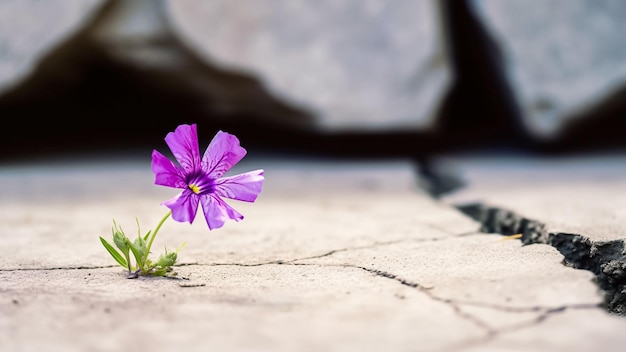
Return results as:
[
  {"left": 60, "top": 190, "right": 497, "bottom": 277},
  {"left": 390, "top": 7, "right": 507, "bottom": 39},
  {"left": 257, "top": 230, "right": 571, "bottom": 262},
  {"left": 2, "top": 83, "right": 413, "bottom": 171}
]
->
[
  {"left": 357, "top": 267, "right": 420, "bottom": 288},
  {"left": 456, "top": 202, "right": 626, "bottom": 317},
  {"left": 201, "top": 261, "right": 282, "bottom": 267},
  {"left": 0, "top": 264, "right": 119, "bottom": 271}
]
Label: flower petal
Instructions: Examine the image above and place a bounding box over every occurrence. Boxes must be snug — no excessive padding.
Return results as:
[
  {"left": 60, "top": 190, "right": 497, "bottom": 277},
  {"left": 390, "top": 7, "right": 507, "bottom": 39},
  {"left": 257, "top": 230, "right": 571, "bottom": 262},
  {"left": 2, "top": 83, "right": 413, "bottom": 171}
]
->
[
  {"left": 200, "top": 194, "right": 244, "bottom": 230},
  {"left": 151, "top": 150, "right": 186, "bottom": 188},
  {"left": 165, "top": 124, "right": 201, "bottom": 174},
  {"left": 163, "top": 190, "right": 200, "bottom": 224},
  {"left": 202, "top": 130, "right": 247, "bottom": 179},
  {"left": 215, "top": 169, "right": 264, "bottom": 202}
]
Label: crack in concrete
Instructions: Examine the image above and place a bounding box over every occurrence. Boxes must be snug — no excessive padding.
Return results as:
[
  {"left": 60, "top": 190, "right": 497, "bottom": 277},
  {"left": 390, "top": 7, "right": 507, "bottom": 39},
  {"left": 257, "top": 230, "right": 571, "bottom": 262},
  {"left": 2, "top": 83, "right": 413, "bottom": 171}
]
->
[
  {"left": 286, "top": 262, "right": 497, "bottom": 337},
  {"left": 190, "top": 259, "right": 590, "bottom": 317},
  {"left": 347, "top": 265, "right": 598, "bottom": 330},
  {"left": 456, "top": 202, "right": 626, "bottom": 317},
  {"left": 446, "top": 299, "right": 599, "bottom": 313},
  {"left": 0, "top": 264, "right": 119, "bottom": 271},
  {"left": 325, "top": 263, "right": 600, "bottom": 352},
  {"left": 270, "top": 260, "right": 602, "bottom": 352},
  {"left": 183, "top": 235, "right": 459, "bottom": 268},
  {"left": 355, "top": 266, "right": 421, "bottom": 289},
  {"left": 2, "top": 247, "right": 603, "bottom": 351},
  {"left": 0, "top": 231, "right": 470, "bottom": 272},
  {"left": 445, "top": 303, "right": 598, "bottom": 352},
  {"left": 278, "top": 236, "right": 450, "bottom": 264}
]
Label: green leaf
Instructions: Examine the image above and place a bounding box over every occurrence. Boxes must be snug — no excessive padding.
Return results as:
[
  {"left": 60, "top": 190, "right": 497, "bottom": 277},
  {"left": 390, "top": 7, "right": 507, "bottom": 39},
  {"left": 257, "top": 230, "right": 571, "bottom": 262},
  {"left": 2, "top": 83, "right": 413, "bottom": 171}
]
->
[
  {"left": 112, "top": 230, "right": 129, "bottom": 255},
  {"left": 156, "top": 250, "right": 177, "bottom": 268},
  {"left": 135, "top": 217, "right": 141, "bottom": 238},
  {"left": 127, "top": 237, "right": 145, "bottom": 270},
  {"left": 134, "top": 236, "right": 147, "bottom": 254},
  {"left": 143, "top": 230, "right": 151, "bottom": 242},
  {"left": 111, "top": 220, "right": 132, "bottom": 271},
  {"left": 99, "top": 236, "right": 128, "bottom": 268},
  {"left": 151, "top": 267, "right": 168, "bottom": 276}
]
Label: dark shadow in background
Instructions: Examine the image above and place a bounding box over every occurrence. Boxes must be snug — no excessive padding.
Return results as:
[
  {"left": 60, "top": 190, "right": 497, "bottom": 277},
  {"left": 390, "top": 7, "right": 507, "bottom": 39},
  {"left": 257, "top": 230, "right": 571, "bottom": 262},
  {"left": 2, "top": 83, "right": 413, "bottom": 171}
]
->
[{"left": 0, "top": 0, "right": 625, "bottom": 163}]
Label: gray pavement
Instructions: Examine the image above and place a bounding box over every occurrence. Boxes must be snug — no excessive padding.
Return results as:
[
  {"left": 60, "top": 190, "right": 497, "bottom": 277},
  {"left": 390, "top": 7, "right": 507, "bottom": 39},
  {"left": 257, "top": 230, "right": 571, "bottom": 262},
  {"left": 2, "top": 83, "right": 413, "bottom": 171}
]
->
[
  {"left": 442, "top": 152, "right": 626, "bottom": 320},
  {"left": 2, "top": 154, "right": 626, "bottom": 352},
  {"left": 442, "top": 152, "right": 626, "bottom": 241}
]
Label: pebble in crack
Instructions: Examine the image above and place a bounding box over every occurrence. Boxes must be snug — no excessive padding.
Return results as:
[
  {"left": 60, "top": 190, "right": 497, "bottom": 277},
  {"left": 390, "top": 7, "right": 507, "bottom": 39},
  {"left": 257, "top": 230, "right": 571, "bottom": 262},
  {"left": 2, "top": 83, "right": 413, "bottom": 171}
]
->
[{"left": 456, "top": 202, "right": 626, "bottom": 317}]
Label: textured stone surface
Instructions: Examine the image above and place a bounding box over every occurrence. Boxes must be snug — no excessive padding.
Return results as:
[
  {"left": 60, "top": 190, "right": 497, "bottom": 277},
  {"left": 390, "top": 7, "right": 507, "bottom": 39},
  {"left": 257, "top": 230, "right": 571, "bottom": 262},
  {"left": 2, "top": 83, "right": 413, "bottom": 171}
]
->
[
  {"left": 1, "top": 266, "right": 485, "bottom": 352},
  {"left": 4, "top": 0, "right": 626, "bottom": 140},
  {"left": 442, "top": 152, "right": 626, "bottom": 316},
  {"left": 477, "top": 0, "right": 626, "bottom": 138},
  {"left": 168, "top": 0, "right": 449, "bottom": 130},
  {"left": 0, "top": 157, "right": 476, "bottom": 269},
  {"left": 0, "top": 0, "right": 104, "bottom": 93},
  {"left": 461, "top": 309, "right": 626, "bottom": 352},
  {"left": 0, "top": 0, "right": 449, "bottom": 131},
  {"left": 2, "top": 155, "right": 626, "bottom": 351},
  {"left": 442, "top": 153, "right": 626, "bottom": 241}
]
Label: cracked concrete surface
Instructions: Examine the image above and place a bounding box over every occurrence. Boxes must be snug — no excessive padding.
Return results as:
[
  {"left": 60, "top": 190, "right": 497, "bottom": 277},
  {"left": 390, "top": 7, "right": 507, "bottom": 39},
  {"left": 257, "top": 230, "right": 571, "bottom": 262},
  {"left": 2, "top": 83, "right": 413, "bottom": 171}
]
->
[
  {"left": 2, "top": 154, "right": 626, "bottom": 351},
  {"left": 442, "top": 153, "right": 626, "bottom": 318}
]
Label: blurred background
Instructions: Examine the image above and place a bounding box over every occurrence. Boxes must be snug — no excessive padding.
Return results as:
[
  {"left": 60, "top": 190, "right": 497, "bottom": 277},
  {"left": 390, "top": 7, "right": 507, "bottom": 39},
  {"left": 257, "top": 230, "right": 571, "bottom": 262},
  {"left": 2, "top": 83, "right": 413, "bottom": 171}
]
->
[{"left": 1, "top": 0, "right": 626, "bottom": 162}]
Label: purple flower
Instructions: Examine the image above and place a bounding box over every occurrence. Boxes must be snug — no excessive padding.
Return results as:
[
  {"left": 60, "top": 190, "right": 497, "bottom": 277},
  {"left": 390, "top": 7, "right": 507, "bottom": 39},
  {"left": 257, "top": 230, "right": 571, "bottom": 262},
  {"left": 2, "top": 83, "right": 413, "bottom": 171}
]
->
[{"left": 151, "top": 124, "right": 264, "bottom": 230}]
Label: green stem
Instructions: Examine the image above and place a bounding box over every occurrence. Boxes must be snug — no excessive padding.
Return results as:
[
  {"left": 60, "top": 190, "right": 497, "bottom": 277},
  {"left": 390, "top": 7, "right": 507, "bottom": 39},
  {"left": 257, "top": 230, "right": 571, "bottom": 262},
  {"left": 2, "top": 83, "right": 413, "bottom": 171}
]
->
[
  {"left": 143, "top": 210, "right": 172, "bottom": 264},
  {"left": 124, "top": 252, "right": 132, "bottom": 273}
]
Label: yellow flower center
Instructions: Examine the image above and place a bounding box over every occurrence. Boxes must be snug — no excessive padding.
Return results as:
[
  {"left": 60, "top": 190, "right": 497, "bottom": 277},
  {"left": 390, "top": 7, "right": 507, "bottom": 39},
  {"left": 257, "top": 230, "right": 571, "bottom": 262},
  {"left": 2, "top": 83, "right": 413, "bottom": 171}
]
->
[{"left": 189, "top": 183, "right": 201, "bottom": 194}]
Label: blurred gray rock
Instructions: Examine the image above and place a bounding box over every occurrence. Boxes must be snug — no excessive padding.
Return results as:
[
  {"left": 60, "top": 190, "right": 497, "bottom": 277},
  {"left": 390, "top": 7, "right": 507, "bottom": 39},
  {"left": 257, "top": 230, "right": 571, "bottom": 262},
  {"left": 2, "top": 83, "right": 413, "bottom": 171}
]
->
[
  {"left": 0, "top": 0, "right": 317, "bottom": 158},
  {"left": 167, "top": 0, "right": 450, "bottom": 131},
  {"left": 0, "top": 0, "right": 104, "bottom": 94},
  {"left": 475, "top": 0, "right": 626, "bottom": 139},
  {"left": 0, "top": 0, "right": 452, "bottom": 133}
]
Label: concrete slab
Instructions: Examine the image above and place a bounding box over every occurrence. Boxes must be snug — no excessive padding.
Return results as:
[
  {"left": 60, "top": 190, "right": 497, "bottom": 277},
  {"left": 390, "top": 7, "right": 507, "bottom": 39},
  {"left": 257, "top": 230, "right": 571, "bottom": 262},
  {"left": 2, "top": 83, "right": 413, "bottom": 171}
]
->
[
  {"left": 2, "top": 154, "right": 626, "bottom": 351},
  {"left": 0, "top": 157, "right": 477, "bottom": 269},
  {"left": 297, "top": 235, "right": 601, "bottom": 310},
  {"left": 462, "top": 309, "right": 626, "bottom": 352},
  {"left": 442, "top": 153, "right": 626, "bottom": 241},
  {"left": 1, "top": 266, "right": 486, "bottom": 352},
  {"left": 442, "top": 152, "right": 626, "bottom": 316}
]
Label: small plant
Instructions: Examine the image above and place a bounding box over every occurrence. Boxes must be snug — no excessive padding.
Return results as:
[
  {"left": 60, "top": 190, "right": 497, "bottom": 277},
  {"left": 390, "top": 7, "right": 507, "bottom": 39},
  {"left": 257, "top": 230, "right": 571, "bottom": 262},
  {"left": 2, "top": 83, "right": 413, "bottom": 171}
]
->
[{"left": 100, "top": 124, "right": 264, "bottom": 278}]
